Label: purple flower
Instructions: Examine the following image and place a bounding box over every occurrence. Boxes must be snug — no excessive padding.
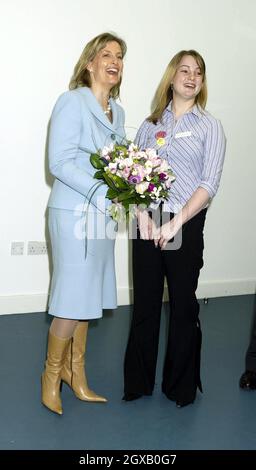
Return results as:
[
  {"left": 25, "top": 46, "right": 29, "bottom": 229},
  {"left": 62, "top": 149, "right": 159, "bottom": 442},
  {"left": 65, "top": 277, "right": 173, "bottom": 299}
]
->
[
  {"left": 128, "top": 175, "right": 141, "bottom": 184},
  {"left": 148, "top": 183, "right": 155, "bottom": 192},
  {"left": 159, "top": 173, "right": 167, "bottom": 180}
]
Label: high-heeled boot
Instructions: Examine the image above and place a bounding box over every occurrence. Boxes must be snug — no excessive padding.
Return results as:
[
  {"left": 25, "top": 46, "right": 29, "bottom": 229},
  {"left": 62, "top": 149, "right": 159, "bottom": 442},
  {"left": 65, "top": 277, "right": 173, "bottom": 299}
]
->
[
  {"left": 41, "top": 331, "right": 71, "bottom": 415},
  {"left": 61, "top": 321, "right": 107, "bottom": 402}
]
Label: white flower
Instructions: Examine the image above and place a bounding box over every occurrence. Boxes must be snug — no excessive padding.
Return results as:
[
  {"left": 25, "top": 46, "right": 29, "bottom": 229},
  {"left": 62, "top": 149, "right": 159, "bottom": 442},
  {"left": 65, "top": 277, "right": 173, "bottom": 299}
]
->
[
  {"left": 145, "top": 148, "right": 158, "bottom": 159},
  {"left": 128, "top": 143, "right": 139, "bottom": 152},
  {"left": 101, "top": 144, "right": 114, "bottom": 156},
  {"left": 144, "top": 160, "right": 153, "bottom": 175},
  {"left": 118, "top": 157, "right": 133, "bottom": 169},
  {"left": 108, "top": 203, "right": 126, "bottom": 222},
  {"left": 106, "top": 162, "right": 117, "bottom": 173},
  {"left": 151, "top": 186, "right": 162, "bottom": 200},
  {"left": 159, "top": 159, "right": 170, "bottom": 171},
  {"left": 135, "top": 181, "right": 149, "bottom": 194}
]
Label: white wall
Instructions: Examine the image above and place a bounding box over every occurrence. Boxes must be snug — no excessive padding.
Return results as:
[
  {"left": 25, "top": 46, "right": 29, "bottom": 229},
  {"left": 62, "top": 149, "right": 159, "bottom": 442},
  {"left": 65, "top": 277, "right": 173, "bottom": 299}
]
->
[{"left": 0, "top": 0, "right": 255, "bottom": 314}]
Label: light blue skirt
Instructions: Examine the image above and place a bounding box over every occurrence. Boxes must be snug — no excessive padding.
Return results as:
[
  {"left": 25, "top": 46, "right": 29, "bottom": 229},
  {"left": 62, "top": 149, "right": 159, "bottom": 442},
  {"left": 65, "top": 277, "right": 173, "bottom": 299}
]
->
[{"left": 48, "top": 208, "right": 117, "bottom": 319}]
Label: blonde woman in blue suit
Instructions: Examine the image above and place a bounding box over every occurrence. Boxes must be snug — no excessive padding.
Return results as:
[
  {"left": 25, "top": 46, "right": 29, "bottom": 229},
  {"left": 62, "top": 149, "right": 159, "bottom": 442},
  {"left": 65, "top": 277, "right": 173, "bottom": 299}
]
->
[{"left": 41, "top": 32, "right": 127, "bottom": 415}]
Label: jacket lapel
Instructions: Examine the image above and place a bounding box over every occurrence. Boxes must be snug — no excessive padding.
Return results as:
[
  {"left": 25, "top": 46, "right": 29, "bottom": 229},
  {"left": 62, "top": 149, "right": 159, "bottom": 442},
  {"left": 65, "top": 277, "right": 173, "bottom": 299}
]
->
[{"left": 76, "top": 86, "right": 117, "bottom": 131}]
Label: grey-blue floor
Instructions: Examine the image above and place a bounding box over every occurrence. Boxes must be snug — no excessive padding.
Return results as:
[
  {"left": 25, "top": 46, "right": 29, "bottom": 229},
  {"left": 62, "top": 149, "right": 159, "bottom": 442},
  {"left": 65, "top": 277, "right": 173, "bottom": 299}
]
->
[{"left": 0, "top": 295, "right": 255, "bottom": 451}]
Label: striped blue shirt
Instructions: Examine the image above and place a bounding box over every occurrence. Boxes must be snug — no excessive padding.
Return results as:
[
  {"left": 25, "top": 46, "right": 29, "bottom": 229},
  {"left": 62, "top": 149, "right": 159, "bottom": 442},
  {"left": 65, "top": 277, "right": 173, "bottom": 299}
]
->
[{"left": 135, "top": 102, "right": 226, "bottom": 213}]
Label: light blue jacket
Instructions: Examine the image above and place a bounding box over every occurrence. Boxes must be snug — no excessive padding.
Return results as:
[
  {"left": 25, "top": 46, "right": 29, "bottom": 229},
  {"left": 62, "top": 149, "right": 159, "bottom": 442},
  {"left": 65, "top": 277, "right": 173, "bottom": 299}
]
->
[{"left": 47, "top": 87, "right": 125, "bottom": 212}]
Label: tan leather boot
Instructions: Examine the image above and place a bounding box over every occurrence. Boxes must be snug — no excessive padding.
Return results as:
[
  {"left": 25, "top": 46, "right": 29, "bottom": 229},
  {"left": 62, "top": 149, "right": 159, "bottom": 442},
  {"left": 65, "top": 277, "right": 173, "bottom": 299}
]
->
[
  {"left": 61, "top": 321, "right": 107, "bottom": 402},
  {"left": 41, "top": 332, "right": 71, "bottom": 414}
]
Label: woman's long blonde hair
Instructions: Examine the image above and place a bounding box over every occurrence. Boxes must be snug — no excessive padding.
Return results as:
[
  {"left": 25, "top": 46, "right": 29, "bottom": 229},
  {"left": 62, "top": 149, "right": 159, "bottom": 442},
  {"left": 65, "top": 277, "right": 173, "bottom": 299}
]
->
[
  {"left": 148, "top": 50, "right": 207, "bottom": 124},
  {"left": 69, "top": 32, "right": 127, "bottom": 99}
]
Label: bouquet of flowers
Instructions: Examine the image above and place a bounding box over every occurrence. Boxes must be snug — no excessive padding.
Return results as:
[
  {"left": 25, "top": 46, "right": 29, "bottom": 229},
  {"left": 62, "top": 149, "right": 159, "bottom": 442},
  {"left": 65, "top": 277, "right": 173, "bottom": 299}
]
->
[{"left": 90, "top": 142, "right": 175, "bottom": 221}]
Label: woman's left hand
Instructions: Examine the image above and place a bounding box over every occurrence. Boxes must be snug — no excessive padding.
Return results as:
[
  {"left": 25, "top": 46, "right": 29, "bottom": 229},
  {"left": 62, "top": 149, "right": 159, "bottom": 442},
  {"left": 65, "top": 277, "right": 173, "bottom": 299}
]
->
[{"left": 158, "top": 216, "right": 182, "bottom": 250}]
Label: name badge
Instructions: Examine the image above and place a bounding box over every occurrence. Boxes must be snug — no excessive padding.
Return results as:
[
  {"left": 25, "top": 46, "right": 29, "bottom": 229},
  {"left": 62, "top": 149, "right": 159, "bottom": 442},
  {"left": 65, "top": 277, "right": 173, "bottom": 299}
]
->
[{"left": 175, "top": 131, "right": 192, "bottom": 138}]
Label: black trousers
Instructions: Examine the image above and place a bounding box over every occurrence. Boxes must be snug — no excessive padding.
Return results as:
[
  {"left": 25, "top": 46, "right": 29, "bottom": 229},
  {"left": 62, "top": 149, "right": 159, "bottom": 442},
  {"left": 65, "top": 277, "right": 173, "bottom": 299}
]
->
[
  {"left": 124, "top": 208, "right": 207, "bottom": 404},
  {"left": 245, "top": 297, "right": 256, "bottom": 372}
]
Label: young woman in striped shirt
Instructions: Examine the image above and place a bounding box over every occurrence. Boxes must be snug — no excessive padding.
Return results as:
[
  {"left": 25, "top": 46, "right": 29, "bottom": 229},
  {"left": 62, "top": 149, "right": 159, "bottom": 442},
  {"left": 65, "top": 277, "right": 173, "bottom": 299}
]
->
[{"left": 123, "top": 50, "right": 226, "bottom": 408}]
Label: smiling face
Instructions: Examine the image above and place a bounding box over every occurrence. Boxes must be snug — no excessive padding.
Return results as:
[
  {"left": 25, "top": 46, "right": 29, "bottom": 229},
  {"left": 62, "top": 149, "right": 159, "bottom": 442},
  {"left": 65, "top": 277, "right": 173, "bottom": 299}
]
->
[
  {"left": 172, "top": 54, "right": 203, "bottom": 103},
  {"left": 87, "top": 41, "right": 123, "bottom": 91}
]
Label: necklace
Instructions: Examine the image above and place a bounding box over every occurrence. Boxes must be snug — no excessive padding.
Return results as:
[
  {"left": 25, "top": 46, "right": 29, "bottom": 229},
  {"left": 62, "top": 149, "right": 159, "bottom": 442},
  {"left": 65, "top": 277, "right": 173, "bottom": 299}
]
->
[{"left": 103, "top": 100, "right": 111, "bottom": 115}]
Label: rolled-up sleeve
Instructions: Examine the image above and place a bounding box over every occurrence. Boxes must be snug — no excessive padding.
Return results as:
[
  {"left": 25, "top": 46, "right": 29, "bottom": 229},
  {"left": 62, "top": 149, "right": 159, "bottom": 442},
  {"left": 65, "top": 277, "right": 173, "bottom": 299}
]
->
[{"left": 200, "top": 119, "right": 226, "bottom": 198}]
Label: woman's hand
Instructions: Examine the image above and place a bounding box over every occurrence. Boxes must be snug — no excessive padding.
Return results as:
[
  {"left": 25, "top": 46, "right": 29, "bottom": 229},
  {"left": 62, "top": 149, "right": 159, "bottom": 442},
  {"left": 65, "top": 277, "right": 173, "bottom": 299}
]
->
[
  {"left": 158, "top": 215, "right": 182, "bottom": 250},
  {"left": 137, "top": 210, "right": 159, "bottom": 244},
  {"left": 158, "top": 187, "right": 209, "bottom": 250}
]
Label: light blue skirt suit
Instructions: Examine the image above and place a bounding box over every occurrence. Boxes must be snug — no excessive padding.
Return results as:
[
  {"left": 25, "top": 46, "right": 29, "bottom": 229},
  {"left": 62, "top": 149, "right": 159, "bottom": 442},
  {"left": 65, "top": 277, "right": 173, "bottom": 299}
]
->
[{"left": 47, "top": 87, "right": 125, "bottom": 320}]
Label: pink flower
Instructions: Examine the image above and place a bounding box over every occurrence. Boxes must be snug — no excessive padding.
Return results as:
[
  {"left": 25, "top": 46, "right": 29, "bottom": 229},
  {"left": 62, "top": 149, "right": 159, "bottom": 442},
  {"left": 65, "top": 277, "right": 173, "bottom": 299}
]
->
[
  {"left": 155, "top": 131, "right": 166, "bottom": 139},
  {"left": 121, "top": 167, "right": 130, "bottom": 179}
]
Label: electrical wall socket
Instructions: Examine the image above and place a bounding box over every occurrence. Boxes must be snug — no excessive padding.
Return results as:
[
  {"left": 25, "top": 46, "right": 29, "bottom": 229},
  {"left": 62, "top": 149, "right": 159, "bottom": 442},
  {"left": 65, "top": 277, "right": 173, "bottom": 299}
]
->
[
  {"left": 27, "top": 241, "right": 48, "bottom": 255},
  {"left": 11, "top": 241, "right": 24, "bottom": 255}
]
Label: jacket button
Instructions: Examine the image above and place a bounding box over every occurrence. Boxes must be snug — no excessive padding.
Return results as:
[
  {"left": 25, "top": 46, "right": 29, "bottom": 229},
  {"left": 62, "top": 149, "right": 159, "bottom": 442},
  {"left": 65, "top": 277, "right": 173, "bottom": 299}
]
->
[{"left": 111, "top": 134, "right": 116, "bottom": 140}]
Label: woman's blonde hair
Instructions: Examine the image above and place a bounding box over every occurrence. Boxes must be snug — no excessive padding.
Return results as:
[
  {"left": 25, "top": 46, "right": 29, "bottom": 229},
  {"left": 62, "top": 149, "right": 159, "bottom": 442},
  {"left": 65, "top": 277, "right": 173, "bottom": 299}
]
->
[
  {"left": 148, "top": 50, "right": 207, "bottom": 124},
  {"left": 69, "top": 32, "right": 127, "bottom": 99}
]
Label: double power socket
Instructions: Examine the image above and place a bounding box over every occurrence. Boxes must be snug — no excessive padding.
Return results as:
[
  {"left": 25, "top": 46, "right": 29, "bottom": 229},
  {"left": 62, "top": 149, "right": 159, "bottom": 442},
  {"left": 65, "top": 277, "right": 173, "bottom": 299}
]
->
[{"left": 11, "top": 241, "right": 48, "bottom": 256}]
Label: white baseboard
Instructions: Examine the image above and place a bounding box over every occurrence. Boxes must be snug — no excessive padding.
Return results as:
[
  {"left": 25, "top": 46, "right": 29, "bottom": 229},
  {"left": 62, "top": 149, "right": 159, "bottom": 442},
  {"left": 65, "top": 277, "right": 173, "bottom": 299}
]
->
[
  {"left": 0, "top": 294, "right": 49, "bottom": 315},
  {"left": 0, "top": 279, "right": 255, "bottom": 315},
  {"left": 195, "top": 279, "right": 255, "bottom": 300}
]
